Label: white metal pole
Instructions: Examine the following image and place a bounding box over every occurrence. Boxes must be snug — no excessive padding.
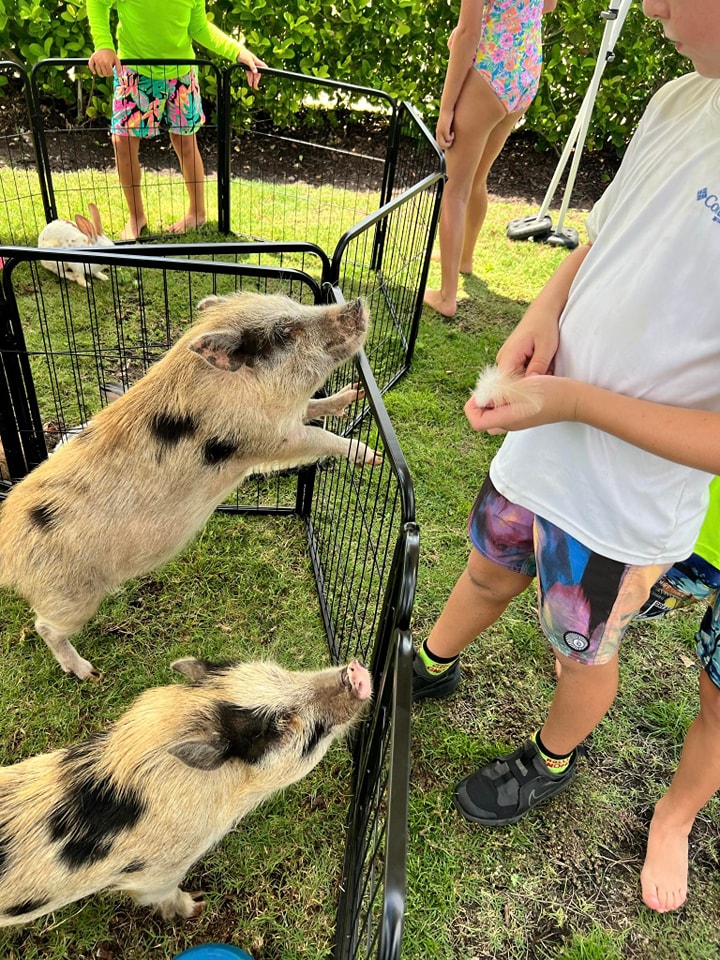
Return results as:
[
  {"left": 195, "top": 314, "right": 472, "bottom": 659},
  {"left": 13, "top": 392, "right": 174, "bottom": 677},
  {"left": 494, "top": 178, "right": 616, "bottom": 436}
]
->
[{"left": 506, "top": 0, "right": 635, "bottom": 246}]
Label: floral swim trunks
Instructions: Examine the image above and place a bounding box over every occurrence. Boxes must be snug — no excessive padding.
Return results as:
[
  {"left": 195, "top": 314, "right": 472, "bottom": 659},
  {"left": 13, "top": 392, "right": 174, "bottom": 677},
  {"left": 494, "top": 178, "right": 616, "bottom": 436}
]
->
[
  {"left": 473, "top": 0, "right": 544, "bottom": 114},
  {"left": 468, "top": 476, "right": 669, "bottom": 665},
  {"left": 111, "top": 68, "right": 205, "bottom": 137}
]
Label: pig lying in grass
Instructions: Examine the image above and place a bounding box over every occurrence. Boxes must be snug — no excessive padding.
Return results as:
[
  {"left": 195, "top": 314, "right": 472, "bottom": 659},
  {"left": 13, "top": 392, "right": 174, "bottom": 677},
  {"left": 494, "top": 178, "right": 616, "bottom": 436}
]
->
[
  {"left": 0, "top": 293, "right": 379, "bottom": 680},
  {"left": 0, "top": 657, "right": 372, "bottom": 927}
]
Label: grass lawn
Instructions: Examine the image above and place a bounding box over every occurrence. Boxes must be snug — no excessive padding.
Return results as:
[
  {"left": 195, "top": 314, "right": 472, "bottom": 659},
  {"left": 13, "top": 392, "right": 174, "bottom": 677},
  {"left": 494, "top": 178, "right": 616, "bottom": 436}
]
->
[{"left": 0, "top": 179, "right": 718, "bottom": 960}]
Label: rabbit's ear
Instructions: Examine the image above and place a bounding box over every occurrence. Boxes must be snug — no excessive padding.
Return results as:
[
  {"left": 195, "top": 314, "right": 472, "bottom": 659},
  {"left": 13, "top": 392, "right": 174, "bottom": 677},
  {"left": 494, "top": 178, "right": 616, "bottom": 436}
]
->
[
  {"left": 88, "top": 202, "right": 104, "bottom": 237},
  {"left": 75, "top": 214, "right": 97, "bottom": 242}
]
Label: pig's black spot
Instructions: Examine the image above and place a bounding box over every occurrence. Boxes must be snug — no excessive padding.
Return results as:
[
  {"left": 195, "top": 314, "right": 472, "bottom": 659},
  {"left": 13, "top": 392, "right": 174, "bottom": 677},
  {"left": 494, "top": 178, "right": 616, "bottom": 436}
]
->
[
  {"left": 302, "top": 720, "right": 329, "bottom": 758},
  {"left": 28, "top": 503, "right": 59, "bottom": 530},
  {"left": 203, "top": 436, "right": 240, "bottom": 465},
  {"left": 48, "top": 737, "right": 146, "bottom": 870},
  {"left": 149, "top": 411, "right": 198, "bottom": 450},
  {"left": 213, "top": 702, "right": 288, "bottom": 765},
  {"left": 5, "top": 897, "right": 50, "bottom": 918},
  {"left": 120, "top": 858, "right": 146, "bottom": 874}
]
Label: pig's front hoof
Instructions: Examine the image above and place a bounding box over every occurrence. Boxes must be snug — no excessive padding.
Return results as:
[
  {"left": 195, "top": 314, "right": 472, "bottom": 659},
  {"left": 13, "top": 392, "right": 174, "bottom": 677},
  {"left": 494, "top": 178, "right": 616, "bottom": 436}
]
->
[
  {"left": 156, "top": 888, "right": 206, "bottom": 920},
  {"left": 62, "top": 657, "right": 102, "bottom": 682},
  {"left": 184, "top": 890, "right": 206, "bottom": 919}
]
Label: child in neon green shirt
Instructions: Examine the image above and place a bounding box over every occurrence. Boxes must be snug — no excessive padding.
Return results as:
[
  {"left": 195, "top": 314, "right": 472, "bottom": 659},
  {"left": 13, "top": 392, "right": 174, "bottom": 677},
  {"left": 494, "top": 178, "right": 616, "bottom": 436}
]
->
[
  {"left": 87, "top": 0, "right": 266, "bottom": 239},
  {"left": 638, "top": 477, "right": 720, "bottom": 619}
]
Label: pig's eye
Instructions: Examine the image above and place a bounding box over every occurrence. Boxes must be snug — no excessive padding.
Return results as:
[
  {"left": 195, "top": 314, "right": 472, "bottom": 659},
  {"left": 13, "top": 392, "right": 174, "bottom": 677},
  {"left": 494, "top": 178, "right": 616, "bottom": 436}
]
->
[{"left": 272, "top": 325, "right": 300, "bottom": 347}]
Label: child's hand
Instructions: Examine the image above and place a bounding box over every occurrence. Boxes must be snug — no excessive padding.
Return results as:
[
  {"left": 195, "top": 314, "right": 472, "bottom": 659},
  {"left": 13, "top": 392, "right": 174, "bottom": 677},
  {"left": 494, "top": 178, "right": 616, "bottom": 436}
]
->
[
  {"left": 436, "top": 108, "right": 455, "bottom": 150},
  {"left": 237, "top": 48, "right": 267, "bottom": 90},
  {"left": 496, "top": 303, "right": 560, "bottom": 377},
  {"left": 89, "top": 49, "right": 121, "bottom": 76},
  {"left": 464, "top": 375, "right": 579, "bottom": 435}
]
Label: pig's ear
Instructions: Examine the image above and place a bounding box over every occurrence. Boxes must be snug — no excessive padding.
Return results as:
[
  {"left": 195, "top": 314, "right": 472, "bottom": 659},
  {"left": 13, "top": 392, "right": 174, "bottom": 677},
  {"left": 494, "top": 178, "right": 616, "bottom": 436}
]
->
[
  {"left": 171, "top": 657, "right": 235, "bottom": 683},
  {"left": 187, "top": 330, "right": 262, "bottom": 371},
  {"left": 168, "top": 737, "right": 229, "bottom": 770}
]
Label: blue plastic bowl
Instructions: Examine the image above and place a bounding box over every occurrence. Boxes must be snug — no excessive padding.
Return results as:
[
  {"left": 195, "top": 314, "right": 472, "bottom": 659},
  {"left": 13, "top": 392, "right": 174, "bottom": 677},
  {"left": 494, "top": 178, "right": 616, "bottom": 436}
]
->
[{"left": 173, "top": 946, "right": 254, "bottom": 960}]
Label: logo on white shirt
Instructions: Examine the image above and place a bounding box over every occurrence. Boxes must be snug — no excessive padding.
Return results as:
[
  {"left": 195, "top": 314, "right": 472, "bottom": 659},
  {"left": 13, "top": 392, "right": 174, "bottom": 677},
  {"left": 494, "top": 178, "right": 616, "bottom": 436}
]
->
[{"left": 697, "top": 188, "right": 720, "bottom": 224}]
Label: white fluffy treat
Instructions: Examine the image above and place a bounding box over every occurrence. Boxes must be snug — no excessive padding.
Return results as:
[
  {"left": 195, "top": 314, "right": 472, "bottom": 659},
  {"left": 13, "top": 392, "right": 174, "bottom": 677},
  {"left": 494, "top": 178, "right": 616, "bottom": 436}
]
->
[{"left": 472, "top": 364, "right": 543, "bottom": 413}]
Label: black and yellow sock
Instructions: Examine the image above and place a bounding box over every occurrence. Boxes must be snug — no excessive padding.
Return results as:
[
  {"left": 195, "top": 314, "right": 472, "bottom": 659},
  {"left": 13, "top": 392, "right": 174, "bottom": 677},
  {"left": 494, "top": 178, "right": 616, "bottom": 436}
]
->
[
  {"left": 532, "top": 729, "right": 575, "bottom": 776},
  {"left": 417, "top": 640, "right": 458, "bottom": 677}
]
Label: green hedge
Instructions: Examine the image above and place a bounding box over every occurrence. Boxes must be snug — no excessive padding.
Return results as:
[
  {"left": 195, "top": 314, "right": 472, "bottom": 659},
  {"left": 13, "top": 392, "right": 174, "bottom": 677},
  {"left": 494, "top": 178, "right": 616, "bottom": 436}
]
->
[{"left": 0, "top": 0, "right": 688, "bottom": 153}]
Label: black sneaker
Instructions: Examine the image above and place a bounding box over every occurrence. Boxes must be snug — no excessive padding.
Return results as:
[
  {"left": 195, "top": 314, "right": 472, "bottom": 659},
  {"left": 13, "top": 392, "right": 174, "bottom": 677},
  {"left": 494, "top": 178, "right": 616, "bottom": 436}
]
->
[
  {"left": 453, "top": 739, "right": 576, "bottom": 826},
  {"left": 412, "top": 650, "right": 461, "bottom": 702}
]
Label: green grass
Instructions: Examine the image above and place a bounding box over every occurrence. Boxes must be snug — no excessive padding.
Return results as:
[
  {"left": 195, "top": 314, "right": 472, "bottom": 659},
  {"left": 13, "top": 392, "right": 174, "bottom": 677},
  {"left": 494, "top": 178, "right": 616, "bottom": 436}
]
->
[{"left": 1, "top": 174, "right": 719, "bottom": 959}]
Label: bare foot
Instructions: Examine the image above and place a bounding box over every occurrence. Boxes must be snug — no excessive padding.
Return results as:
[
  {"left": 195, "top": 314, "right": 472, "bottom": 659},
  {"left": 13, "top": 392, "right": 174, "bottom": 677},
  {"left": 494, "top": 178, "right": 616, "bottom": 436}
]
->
[
  {"left": 120, "top": 217, "right": 147, "bottom": 241},
  {"left": 166, "top": 213, "right": 206, "bottom": 235},
  {"left": 641, "top": 804, "right": 690, "bottom": 913},
  {"left": 423, "top": 288, "right": 457, "bottom": 318},
  {"left": 555, "top": 658, "right": 562, "bottom": 680}
]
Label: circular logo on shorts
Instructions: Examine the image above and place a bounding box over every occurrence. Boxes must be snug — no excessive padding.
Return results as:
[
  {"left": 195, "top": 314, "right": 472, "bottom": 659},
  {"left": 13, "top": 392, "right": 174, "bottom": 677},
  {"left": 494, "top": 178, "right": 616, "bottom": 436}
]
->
[{"left": 564, "top": 631, "right": 590, "bottom": 652}]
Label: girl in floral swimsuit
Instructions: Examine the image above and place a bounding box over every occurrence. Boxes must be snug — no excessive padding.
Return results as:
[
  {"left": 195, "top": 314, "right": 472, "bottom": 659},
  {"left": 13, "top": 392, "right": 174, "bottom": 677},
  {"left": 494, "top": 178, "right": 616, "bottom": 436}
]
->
[
  {"left": 423, "top": 0, "right": 556, "bottom": 318},
  {"left": 474, "top": 0, "right": 545, "bottom": 113}
]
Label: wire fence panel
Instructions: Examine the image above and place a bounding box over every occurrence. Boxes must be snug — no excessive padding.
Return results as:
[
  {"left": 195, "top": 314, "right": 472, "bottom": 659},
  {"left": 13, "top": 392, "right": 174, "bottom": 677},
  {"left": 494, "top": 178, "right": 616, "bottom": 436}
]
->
[
  {"left": 0, "top": 62, "right": 48, "bottom": 245},
  {"left": 28, "top": 58, "right": 224, "bottom": 242},
  {"left": 331, "top": 170, "right": 444, "bottom": 391},
  {"left": 2, "top": 61, "right": 443, "bottom": 392},
  {"left": 222, "top": 66, "right": 396, "bottom": 250}
]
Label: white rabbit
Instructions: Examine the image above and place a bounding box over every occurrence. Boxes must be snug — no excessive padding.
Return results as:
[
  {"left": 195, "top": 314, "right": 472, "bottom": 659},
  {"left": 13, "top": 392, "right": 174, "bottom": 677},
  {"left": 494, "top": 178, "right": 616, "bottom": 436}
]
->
[{"left": 38, "top": 202, "right": 114, "bottom": 287}]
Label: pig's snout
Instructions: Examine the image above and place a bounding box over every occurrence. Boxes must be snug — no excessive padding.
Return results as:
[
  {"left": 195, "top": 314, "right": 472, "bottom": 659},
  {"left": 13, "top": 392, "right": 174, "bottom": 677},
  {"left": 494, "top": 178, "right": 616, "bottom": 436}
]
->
[
  {"left": 334, "top": 299, "right": 367, "bottom": 335},
  {"left": 341, "top": 659, "right": 372, "bottom": 701}
]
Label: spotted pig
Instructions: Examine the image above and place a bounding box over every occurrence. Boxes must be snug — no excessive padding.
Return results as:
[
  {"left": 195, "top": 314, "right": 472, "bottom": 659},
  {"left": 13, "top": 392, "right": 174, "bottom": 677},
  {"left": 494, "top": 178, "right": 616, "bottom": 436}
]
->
[
  {"left": 0, "top": 293, "right": 379, "bottom": 679},
  {"left": 0, "top": 657, "right": 371, "bottom": 926}
]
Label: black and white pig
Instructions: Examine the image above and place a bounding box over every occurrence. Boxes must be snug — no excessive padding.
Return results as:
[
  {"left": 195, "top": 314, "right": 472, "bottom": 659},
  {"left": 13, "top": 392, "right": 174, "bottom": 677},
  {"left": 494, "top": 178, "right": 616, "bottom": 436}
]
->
[
  {"left": 0, "top": 656, "right": 372, "bottom": 927},
  {"left": 0, "top": 292, "right": 380, "bottom": 680}
]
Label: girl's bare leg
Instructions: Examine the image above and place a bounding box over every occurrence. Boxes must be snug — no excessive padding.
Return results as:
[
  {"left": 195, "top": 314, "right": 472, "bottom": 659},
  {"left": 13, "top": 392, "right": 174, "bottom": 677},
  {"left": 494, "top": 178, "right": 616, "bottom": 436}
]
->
[
  {"left": 168, "top": 131, "right": 206, "bottom": 233},
  {"left": 641, "top": 669, "right": 720, "bottom": 912},
  {"left": 424, "top": 71, "right": 506, "bottom": 318},
  {"left": 113, "top": 134, "right": 147, "bottom": 240},
  {"left": 460, "top": 107, "right": 524, "bottom": 273}
]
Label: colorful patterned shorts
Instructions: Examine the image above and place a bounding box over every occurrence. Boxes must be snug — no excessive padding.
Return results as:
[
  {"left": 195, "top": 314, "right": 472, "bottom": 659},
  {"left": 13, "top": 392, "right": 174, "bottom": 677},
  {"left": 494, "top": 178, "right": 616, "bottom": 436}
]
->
[
  {"left": 473, "top": 0, "right": 544, "bottom": 114},
  {"left": 468, "top": 476, "right": 668, "bottom": 665},
  {"left": 111, "top": 68, "right": 205, "bottom": 137},
  {"left": 638, "top": 552, "right": 720, "bottom": 690}
]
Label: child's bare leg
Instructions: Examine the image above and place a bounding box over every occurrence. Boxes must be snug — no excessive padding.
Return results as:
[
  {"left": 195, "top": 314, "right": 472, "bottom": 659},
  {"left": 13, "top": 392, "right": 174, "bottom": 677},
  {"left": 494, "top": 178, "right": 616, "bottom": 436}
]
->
[
  {"left": 425, "top": 547, "right": 532, "bottom": 659},
  {"left": 168, "top": 131, "right": 206, "bottom": 233},
  {"left": 460, "top": 108, "right": 522, "bottom": 273},
  {"left": 113, "top": 134, "right": 147, "bottom": 240},
  {"left": 424, "top": 72, "right": 505, "bottom": 318},
  {"left": 540, "top": 651, "right": 619, "bottom": 756},
  {"left": 642, "top": 669, "right": 720, "bottom": 912}
]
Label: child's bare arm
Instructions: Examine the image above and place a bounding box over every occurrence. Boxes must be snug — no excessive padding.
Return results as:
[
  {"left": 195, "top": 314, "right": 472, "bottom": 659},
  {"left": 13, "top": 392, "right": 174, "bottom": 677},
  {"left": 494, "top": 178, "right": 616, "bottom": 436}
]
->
[
  {"left": 436, "top": 0, "right": 486, "bottom": 150},
  {"left": 465, "top": 376, "right": 720, "bottom": 475},
  {"left": 496, "top": 243, "right": 591, "bottom": 376}
]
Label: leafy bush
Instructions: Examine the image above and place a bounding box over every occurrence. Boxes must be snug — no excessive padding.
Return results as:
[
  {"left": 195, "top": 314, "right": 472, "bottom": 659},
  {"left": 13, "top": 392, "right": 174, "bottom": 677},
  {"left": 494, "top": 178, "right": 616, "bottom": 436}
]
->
[{"left": 0, "top": 0, "right": 689, "bottom": 153}]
